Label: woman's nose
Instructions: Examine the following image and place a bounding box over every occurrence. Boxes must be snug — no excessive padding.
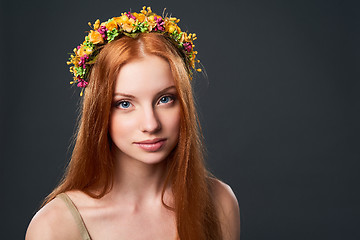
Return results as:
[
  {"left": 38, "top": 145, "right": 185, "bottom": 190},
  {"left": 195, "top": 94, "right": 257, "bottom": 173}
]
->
[{"left": 140, "top": 107, "right": 161, "bottom": 133}]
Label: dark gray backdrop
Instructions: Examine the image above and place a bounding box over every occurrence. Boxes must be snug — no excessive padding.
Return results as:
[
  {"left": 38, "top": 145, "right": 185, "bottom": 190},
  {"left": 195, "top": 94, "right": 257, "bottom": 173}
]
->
[{"left": 1, "top": 0, "right": 359, "bottom": 239}]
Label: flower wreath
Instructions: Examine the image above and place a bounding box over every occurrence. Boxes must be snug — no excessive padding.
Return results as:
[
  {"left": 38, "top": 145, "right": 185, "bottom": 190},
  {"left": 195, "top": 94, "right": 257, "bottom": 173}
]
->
[{"left": 67, "top": 6, "right": 201, "bottom": 96}]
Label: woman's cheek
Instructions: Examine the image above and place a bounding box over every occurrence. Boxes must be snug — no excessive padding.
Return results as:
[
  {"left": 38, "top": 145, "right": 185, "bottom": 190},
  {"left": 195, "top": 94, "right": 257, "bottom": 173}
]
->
[
  {"left": 161, "top": 106, "right": 181, "bottom": 134},
  {"left": 109, "top": 111, "right": 137, "bottom": 136}
]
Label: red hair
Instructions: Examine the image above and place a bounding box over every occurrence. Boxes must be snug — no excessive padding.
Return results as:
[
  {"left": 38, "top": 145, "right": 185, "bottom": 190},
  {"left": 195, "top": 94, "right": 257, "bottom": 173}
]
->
[{"left": 43, "top": 33, "right": 221, "bottom": 239}]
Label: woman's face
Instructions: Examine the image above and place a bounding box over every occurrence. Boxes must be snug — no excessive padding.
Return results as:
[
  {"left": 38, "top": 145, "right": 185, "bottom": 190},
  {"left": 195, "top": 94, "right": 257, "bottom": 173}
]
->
[{"left": 109, "top": 55, "right": 181, "bottom": 165}]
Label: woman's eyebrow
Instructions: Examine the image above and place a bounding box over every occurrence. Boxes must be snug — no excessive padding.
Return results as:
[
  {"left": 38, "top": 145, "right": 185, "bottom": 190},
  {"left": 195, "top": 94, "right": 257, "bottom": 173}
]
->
[
  {"left": 156, "top": 85, "right": 177, "bottom": 95},
  {"left": 114, "top": 85, "right": 176, "bottom": 98},
  {"left": 113, "top": 92, "right": 135, "bottom": 98}
]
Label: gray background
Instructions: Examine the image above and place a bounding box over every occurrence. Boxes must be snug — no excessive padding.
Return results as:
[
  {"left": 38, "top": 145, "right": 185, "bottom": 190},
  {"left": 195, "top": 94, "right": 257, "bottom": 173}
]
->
[{"left": 1, "top": 0, "right": 359, "bottom": 239}]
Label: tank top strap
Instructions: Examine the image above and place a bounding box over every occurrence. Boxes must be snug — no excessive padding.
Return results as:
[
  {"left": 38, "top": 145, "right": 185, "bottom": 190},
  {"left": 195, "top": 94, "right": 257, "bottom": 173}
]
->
[{"left": 57, "top": 193, "right": 91, "bottom": 240}]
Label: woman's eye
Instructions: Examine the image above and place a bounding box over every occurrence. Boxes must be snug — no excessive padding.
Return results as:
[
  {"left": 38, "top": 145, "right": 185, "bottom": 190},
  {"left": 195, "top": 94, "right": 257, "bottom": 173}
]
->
[
  {"left": 159, "top": 96, "right": 173, "bottom": 104},
  {"left": 117, "top": 101, "right": 132, "bottom": 109}
]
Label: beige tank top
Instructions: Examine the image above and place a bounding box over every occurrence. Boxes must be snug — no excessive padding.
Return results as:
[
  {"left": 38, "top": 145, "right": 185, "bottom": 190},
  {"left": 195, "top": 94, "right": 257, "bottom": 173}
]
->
[{"left": 57, "top": 193, "right": 91, "bottom": 240}]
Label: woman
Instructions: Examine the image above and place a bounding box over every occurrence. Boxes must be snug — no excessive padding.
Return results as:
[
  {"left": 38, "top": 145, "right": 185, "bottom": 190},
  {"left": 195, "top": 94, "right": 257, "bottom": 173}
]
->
[{"left": 26, "top": 7, "right": 240, "bottom": 240}]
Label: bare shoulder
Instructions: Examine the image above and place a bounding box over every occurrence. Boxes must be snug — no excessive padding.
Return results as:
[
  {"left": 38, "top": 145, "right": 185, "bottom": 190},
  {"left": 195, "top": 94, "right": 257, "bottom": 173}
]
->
[
  {"left": 210, "top": 178, "right": 240, "bottom": 240},
  {"left": 210, "top": 178, "right": 239, "bottom": 211},
  {"left": 25, "top": 195, "right": 81, "bottom": 240}
]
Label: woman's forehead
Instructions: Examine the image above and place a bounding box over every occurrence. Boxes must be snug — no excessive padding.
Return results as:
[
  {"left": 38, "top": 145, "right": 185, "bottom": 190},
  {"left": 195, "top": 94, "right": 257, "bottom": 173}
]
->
[{"left": 114, "top": 55, "right": 175, "bottom": 96}]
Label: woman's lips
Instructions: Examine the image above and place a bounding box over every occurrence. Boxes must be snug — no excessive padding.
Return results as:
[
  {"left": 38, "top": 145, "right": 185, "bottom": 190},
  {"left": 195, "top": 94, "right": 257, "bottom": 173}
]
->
[{"left": 134, "top": 138, "right": 166, "bottom": 152}]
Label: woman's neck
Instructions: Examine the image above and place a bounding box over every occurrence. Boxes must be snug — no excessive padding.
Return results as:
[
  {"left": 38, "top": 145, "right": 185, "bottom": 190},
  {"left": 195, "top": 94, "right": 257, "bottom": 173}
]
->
[{"left": 108, "top": 149, "right": 172, "bottom": 207}]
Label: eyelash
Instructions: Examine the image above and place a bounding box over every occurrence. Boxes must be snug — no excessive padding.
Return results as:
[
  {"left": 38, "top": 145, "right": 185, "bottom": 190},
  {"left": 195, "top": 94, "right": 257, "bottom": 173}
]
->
[{"left": 114, "top": 95, "right": 175, "bottom": 110}]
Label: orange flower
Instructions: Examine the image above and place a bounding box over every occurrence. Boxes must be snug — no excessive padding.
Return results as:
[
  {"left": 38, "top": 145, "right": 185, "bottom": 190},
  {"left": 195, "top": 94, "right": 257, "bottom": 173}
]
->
[
  {"left": 114, "top": 15, "right": 129, "bottom": 25},
  {"left": 147, "top": 15, "right": 156, "bottom": 30},
  {"left": 113, "top": 17, "right": 122, "bottom": 26},
  {"left": 134, "top": 13, "right": 146, "bottom": 22},
  {"left": 165, "top": 21, "right": 177, "bottom": 33},
  {"left": 77, "top": 46, "right": 87, "bottom": 57},
  {"left": 106, "top": 19, "right": 118, "bottom": 31},
  {"left": 88, "top": 30, "right": 104, "bottom": 44},
  {"left": 122, "top": 18, "right": 136, "bottom": 32}
]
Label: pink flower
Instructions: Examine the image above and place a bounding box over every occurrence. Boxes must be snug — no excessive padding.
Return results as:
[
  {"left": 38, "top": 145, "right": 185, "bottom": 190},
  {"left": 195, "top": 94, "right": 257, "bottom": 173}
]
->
[
  {"left": 183, "top": 42, "right": 192, "bottom": 52},
  {"left": 77, "top": 78, "right": 89, "bottom": 88},
  {"left": 97, "top": 26, "right": 108, "bottom": 40},
  {"left": 78, "top": 55, "right": 89, "bottom": 68},
  {"left": 154, "top": 16, "right": 165, "bottom": 31},
  {"left": 125, "top": 12, "right": 136, "bottom": 20}
]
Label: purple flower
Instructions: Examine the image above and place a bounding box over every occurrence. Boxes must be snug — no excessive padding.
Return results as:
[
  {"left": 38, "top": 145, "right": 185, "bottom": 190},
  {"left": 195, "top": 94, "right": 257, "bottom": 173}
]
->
[
  {"left": 78, "top": 55, "right": 89, "bottom": 67},
  {"left": 125, "top": 12, "right": 136, "bottom": 20},
  {"left": 154, "top": 16, "right": 165, "bottom": 31},
  {"left": 97, "top": 26, "right": 108, "bottom": 40},
  {"left": 77, "top": 78, "right": 88, "bottom": 88},
  {"left": 183, "top": 42, "right": 192, "bottom": 52}
]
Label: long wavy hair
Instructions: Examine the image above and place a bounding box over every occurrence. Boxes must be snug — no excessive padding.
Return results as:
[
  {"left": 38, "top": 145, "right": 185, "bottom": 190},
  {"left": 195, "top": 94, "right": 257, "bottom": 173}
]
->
[{"left": 43, "top": 33, "right": 222, "bottom": 239}]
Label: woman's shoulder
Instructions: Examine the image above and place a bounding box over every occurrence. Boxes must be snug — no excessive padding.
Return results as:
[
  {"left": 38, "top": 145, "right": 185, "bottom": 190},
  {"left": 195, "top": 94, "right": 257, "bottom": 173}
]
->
[
  {"left": 210, "top": 178, "right": 238, "bottom": 206},
  {"left": 209, "top": 178, "right": 240, "bottom": 240},
  {"left": 25, "top": 192, "right": 83, "bottom": 240}
]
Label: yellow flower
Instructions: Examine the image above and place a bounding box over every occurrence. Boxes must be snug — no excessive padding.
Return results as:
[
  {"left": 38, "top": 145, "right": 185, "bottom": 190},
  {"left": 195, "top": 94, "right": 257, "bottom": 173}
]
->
[
  {"left": 85, "top": 47, "right": 93, "bottom": 55},
  {"left": 189, "top": 33, "right": 197, "bottom": 40},
  {"left": 77, "top": 46, "right": 87, "bottom": 57},
  {"left": 106, "top": 19, "right": 118, "bottom": 31},
  {"left": 114, "top": 15, "right": 129, "bottom": 25},
  {"left": 140, "top": 6, "right": 147, "bottom": 15},
  {"left": 88, "top": 30, "right": 104, "bottom": 44},
  {"left": 165, "top": 21, "right": 177, "bottom": 33},
  {"left": 122, "top": 18, "right": 136, "bottom": 32},
  {"left": 148, "top": 15, "right": 155, "bottom": 22},
  {"left": 68, "top": 56, "right": 78, "bottom": 65},
  {"left": 168, "top": 25, "right": 176, "bottom": 34},
  {"left": 147, "top": 15, "right": 157, "bottom": 30},
  {"left": 146, "top": 6, "right": 152, "bottom": 14},
  {"left": 93, "top": 19, "right": 100, "bottom": 30},
  {"left": 169, "top": 17, "right": 180, "bottom": 23}
]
